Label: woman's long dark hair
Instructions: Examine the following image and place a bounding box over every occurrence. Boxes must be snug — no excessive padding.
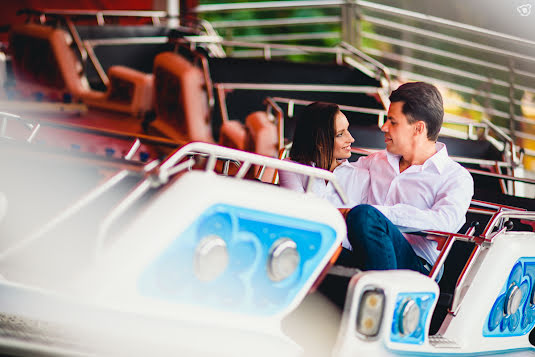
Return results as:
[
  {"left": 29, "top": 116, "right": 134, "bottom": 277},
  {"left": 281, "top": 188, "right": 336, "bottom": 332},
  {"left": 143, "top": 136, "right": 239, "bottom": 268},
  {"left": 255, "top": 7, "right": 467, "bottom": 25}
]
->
[{"left": 289, "top": 102, "right": 340, "bottom": 171}]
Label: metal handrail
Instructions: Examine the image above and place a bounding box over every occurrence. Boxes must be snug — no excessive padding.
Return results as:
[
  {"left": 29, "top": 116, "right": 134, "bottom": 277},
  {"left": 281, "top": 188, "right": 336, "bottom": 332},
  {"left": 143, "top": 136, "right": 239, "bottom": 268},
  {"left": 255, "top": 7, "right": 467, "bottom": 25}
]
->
[
  {"left": 195, "top": 1, "right": 345, "bottom": 13},
  {"left": 0, "top": 111, "right": 185, "bottom": 161},
  {"left": 361, "top": 15, "right": 535, "bottom": 65},
  {"left": 339, "top": 41, "right": 391, "bottom": 86},
  {"left": 19, "top": 8, "right": 168, "bottom": 25},
  {"left": 271, "top": 96, "right": 386, "bottom": 116},
  {"left": 415, "top": 197, "right": 535, "bottom": 314},
  {"left": 264, "top": 97, "right": 285, "bottom": 151},
  {"left": 348, "top": 146, "right": 535, "bottom": 186},
  {"left": 0, "top": 169, "right": 132, "bottom": 262},
  {"left": 94, "top": 141, "right": 350, "bottom": 253},
  {"left": 357, "top": 0, "right": 535, "bottom": 48},
  {"left": 214, "top": 82, "right": 380, "bottom": 94},
  {"left": 178, "top": 35, "right": 391, "bottom": 84},
  {"left": 159, "top": 142, "right": 348, "bottom": 204},
  {"left": 482, "top": 210, "right": 535, "bottom": 239}
]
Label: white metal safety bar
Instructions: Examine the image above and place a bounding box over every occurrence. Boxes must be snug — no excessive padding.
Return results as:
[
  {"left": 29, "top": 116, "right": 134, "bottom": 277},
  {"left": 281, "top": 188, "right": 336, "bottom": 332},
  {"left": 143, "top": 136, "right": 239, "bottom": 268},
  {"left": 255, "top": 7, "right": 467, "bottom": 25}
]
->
[{"left": 159, "top": 142, "right": 348, "bottom": 204}]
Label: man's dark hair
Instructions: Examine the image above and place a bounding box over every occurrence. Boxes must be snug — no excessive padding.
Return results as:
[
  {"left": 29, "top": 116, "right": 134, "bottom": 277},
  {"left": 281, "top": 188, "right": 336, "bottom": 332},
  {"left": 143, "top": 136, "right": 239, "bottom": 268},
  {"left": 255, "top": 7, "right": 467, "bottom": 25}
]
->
[
  {"left": 290, "top": 101, "right": 340, "bottom": 171},
  {"left": 389, "top": 82, "right": 444, "bottom": 141}
]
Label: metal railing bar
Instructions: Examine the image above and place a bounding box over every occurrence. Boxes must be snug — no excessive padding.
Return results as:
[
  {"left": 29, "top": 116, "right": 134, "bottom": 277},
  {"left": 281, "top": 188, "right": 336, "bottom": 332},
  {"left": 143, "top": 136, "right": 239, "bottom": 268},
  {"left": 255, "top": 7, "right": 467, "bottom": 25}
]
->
[
  {"left": 26, "top": 123, "right": 41, "bottom": 143},
  {"left": 195, "top": 1, "right": 345, "bottom": 13},
  {"left": 159, "top": 142, "right": 349, "bottom": 203},
  {"left": 454, "top": 157, "right": 512, "bottom": 168},
  {"left": 340, "top": 41, "right": 391, "bottom": 83},
  {"left": 124, "top": 139, "right": 141, "bottom": 160},
  {"left": 34, "top": 9, "right": 168, "bottom": 18},
  {"left": 363, "top": 31, "right": 535, "bottom": 80},
  {"left": 182, "top": 37, "right": 342, "bottom": 54},
  {"left": 228, "top": 49, "right": 309, "bottom": 58},
  {"left": 385, "top": 67, "right": 511, "bottom": 108},
  {"left": 482, "top": 118, "right": 514, "bottom": 145},
  {"left": 482, "top": 211, "right": 535, "bottom": 239},
  {"left": 359, "top": 53, "right": 535, "bottom": 122},
  {"left": 83, "top": 37, "right": 169, "bottom": 47},
  {"left": 350, "top": 147, "right": 513, "bottom": 168},
  {"left": 515, "top": 131, "right": 535, "bottom": 142},
  {"left": 83, "top": 40, "right": 109, "bottom": 87},
  {"left": 450, "top": 244, "right": 483, "bottom": 315},
  {"left": 387, "top": 70, "right": 535, "bottom": 125},
  {"left": 215, "top": 83, "right": 380, "bottom": 94},
  {"left": 363, "top": 15, "right": 535, "bottom": 64},
  {"left": 95, "top": 177, "right": 154, "bottom": 255},
  {"left": 429, "top": 235, "right": 456, "bottom": 282},
  {"left": 442, "top": 113, "right": 486, "bottom": 127},
  {"left": 357, "top": 0, "right": 535, "bottom": 48},
  {"left": 468, "top": 168, "right": 535, "bottom": 185},
  {"left": 0, "top": 169, "right": 132, "bottom": 261},
  {"left": 37, "top": 120, "right": 184, "bottom": 148},
  {"left": 365, "top": 48, "right": 514, "bottom": 90},
  {"left": 228, "top": 32, "right": 339, "bottom": 43},
  {"left": 343, "top": 56, "right": 376, "bottom": 79},
  {"left": 264, "top": 97, "right": 285, "bottom": 150},
  {"left": 271, "top": 97, "right": 386, "bottom": 116},
  {"left": 210, "top": 15, "right": 341, "bottom": 29}
]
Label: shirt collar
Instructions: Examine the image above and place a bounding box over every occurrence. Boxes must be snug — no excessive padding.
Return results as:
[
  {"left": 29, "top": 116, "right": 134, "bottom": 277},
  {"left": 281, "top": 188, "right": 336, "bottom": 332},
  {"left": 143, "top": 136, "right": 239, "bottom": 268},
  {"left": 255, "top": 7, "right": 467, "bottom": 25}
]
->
[
  {"left": 385, "top": 142, "right": 449, "bottom": 174},
  {"left": 424, "top": 142, "right": 448, "bottom": 173}
]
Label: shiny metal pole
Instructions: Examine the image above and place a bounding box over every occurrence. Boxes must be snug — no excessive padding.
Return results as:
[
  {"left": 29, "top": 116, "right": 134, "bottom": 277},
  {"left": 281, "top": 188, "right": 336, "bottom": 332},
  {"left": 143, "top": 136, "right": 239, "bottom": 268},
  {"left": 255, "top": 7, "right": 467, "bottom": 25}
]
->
[{"left": 167, "top": 0, "right": 180, "bottom": 27}]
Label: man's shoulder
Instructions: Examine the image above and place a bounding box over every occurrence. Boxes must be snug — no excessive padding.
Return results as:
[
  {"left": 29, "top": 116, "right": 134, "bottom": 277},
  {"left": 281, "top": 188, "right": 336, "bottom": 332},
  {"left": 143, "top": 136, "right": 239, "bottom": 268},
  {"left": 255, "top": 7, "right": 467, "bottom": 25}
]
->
[
  {"left": 441, "top": 155, "right": 474, "bottom": 183},
  {"left": 358, "top": 150, "right": 387, "bottom": 162}
]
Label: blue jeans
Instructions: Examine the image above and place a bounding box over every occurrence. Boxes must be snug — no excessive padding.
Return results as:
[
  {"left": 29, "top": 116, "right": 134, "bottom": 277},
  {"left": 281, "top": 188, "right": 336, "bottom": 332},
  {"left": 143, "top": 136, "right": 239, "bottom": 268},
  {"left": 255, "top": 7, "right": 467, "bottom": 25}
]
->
[{"left": 339, "top": 204, "right": 430, "bottom": 275}]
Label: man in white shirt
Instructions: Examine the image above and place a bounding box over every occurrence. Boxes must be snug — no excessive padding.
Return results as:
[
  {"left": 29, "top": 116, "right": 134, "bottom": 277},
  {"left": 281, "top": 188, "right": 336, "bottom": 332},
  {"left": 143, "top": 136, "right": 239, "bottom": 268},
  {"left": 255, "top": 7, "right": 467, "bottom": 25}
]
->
[{"left": 340, "top": 82, "right": 473, "bottom": 274}]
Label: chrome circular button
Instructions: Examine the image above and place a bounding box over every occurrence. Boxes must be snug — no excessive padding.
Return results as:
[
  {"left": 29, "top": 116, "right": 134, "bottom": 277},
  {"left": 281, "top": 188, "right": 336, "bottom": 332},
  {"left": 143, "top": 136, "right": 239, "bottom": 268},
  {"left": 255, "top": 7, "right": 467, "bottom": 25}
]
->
[
  {"left": 505, "top": 284, "right": 522, "bottom": 315},
  {"left": 193, "top": 235, "right": 229, "bottom": 281},
  {"left": 267, "top": 238, "right": 300, "bottom": 282},
  {"left": 400, "top": 299, "right": 420, "bottom": 336}
]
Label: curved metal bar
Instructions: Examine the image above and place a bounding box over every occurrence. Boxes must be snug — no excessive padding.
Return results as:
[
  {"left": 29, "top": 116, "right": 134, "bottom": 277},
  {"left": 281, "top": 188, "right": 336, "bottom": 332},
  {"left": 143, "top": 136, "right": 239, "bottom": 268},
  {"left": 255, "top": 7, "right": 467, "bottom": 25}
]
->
[
  {"left": 264, "top": 97, "right": 285, "bottom": 150},
  {"left": 95, "top": 178, "right": 153, "bottom": 256},
  {"left": 158, "top": 142, "right": 349, "bottom": 205},
  {"left": 339, "top": 41, "right": 391, "bottom": 84},
  {"left": 0, "top": 170, "right": 131, "bottom": 262},
  {"left": 482, "top": 211, "right": 535, "bottom": 239}
]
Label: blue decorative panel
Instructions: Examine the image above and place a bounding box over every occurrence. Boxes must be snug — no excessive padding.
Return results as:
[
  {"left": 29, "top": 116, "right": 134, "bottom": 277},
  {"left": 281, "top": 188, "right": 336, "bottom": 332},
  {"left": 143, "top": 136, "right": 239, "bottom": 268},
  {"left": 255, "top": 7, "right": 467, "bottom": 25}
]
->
[
  {"left": 137, "top": 204, "right": 337, "bottom": 315},
  {"left": 484, "top": 257, "right": 535, "bottom": 337},
  {"left": 391, "top": 292, "right": 436, "bottom": 345}
]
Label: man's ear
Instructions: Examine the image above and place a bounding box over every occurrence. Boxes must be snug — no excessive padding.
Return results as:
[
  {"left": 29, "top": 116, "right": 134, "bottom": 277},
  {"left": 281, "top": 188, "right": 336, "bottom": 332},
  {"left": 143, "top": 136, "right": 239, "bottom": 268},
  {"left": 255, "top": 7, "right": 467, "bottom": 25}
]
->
[{"left": 415, "top": 121, "right": 427, "bottom": 136}]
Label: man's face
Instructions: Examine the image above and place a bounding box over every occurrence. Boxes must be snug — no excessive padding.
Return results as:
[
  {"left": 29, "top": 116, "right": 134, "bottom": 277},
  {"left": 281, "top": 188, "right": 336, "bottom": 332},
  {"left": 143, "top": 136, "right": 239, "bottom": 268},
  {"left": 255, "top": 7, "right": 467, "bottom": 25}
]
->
[{"left": 381, "top": 101, "right": 417, "bottom": 156}]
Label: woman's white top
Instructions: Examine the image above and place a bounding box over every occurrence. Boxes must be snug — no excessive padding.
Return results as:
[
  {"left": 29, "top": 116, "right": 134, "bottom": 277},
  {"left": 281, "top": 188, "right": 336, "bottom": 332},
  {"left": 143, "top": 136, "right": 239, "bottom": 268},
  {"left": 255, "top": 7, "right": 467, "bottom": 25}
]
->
[{"left": 278, "top": 159, "right": 370, "bottom": 209}]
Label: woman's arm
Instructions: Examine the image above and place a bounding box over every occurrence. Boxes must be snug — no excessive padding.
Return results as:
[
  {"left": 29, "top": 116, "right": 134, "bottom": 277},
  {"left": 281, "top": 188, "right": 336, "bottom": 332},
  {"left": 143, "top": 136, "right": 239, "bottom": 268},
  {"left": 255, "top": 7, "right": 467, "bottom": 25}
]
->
[{"left": 278, "top": 167, "right": 306, "bottom": 193}]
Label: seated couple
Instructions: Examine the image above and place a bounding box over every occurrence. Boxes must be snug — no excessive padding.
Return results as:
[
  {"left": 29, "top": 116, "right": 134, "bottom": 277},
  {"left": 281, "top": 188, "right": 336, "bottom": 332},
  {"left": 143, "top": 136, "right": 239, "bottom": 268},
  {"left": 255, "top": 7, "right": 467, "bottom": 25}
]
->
[{"left": 279, "top": 82, "right": 474, "bottom": 275}]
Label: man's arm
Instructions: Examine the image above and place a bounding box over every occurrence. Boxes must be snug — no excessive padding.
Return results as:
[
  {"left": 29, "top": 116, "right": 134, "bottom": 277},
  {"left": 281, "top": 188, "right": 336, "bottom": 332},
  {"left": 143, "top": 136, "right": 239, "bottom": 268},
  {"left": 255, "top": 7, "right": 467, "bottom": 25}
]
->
[{"left": 374, "top": 171, "right": 474, "bottom": 233}]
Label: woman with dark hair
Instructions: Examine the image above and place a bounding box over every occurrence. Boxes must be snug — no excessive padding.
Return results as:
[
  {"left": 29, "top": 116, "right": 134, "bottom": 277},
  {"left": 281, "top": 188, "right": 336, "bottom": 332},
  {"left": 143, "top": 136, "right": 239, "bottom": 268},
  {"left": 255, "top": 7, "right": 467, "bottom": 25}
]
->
[{"left": 279, "top": 101, "right": 369, "bottom": 211}]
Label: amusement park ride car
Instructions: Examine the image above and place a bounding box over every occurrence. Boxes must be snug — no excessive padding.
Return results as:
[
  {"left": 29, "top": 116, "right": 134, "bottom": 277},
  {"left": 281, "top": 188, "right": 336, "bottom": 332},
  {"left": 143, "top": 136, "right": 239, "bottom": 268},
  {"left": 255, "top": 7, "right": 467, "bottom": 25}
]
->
[{"left": 0, "top": 7, "right": 535, "bottom": 357}]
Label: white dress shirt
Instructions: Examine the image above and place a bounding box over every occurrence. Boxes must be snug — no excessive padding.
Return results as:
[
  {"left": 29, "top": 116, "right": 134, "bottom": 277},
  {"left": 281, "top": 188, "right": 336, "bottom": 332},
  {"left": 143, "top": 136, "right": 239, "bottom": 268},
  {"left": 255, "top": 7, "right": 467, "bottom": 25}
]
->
[
  {"left": 278, "top": 159, "right": 370, "bottom": 208},
  {"left": 354, "top": 142, "right": 474, "bottom": 265}
]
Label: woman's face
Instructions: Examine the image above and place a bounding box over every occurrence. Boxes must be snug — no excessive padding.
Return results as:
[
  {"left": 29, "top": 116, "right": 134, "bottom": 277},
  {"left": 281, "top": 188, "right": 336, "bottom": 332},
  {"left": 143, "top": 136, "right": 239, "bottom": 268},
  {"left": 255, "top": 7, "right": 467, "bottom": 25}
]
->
[{"left": 333, "top": 111, "right": 354, "bottom": 160}]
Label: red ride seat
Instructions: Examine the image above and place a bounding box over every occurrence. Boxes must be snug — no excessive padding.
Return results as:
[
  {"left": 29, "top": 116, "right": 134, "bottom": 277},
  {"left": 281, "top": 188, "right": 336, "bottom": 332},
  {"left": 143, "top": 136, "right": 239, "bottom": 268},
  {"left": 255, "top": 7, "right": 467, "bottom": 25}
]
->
[
  {"left": 9, "top": 23, "right": 153, "bottom": 117},
  {"left": 150, "top": 52, "right": 213, "bottom": 143}
]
